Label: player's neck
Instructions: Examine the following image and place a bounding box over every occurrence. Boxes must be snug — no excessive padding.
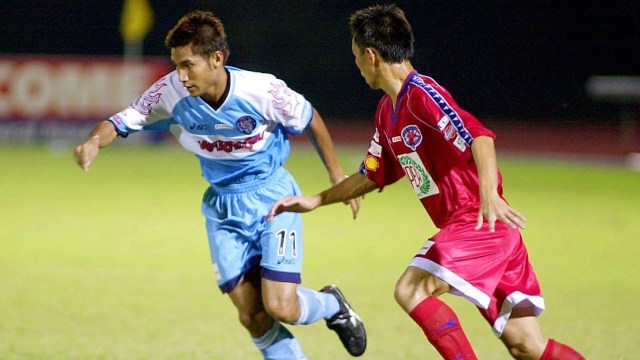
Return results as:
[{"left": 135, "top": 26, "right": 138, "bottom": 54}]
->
[
  {"left": 381, "top": 61, "right": 414, "bottom": 105},
  {"left": 201, "top": 68, "right": 230, "bottom": 110}
]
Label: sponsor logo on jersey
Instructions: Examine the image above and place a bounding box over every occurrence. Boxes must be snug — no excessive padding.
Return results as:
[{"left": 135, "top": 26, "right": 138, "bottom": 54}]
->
[
  {"left": 215, "top": 124, "right": 233, "bottom": 130},
  {"left": 236, "top": 116, "right": 257, "bottom": 135},
  {"left": 189, "top": 123, "right": 209, "bottom": 131},
  {"left": 401, "top": 125, "right": 423, "bottom": 151},
  {"left": 277, "top": 258, "right": 296, "bottom": 265},
  {"left": 437, "top": 115, "right": 449, "bottom": 131},
  {"left": 364, "top": 155, "right": 379, "bottom": 171},
  {"left": 444, "top": 123, "right": 456, "bottom": 140},
  {"left": 368, "top": 140, "right": 382, "bottom": 157},
  {"left": 111, "top": 114, "right": 124, "bottom": 126},
  {"left": 417, "top": 240, "right": 435, "bottom": 256},
  {"left": 392, "top": 136, "right": 401, "bottom": 143},
  {"left": 398, "top": 152, "right": 439, "bottom": 199},
  {"left": 453, "top": 134, "right": 467, "bottom": 151},
  {"left": 198, "top": 131, "right": 264, "bottom": 152}
]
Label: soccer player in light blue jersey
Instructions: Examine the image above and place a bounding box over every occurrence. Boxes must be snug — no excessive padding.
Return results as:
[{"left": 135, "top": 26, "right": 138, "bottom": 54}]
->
[{"left": 74, "top": 10, "right": 366, "bottom": 359}]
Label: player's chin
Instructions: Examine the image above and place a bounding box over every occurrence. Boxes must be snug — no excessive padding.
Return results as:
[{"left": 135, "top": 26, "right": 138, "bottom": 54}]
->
[
  {"left": 185, "top": 86, "right": 199, "bottom": 96},
  {"left": 365, "top": 80, "right": 379, "bottom": 90}
]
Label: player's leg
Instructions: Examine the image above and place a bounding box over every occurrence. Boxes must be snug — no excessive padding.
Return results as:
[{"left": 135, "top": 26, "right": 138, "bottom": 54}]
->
[
  {"left": 486, "top": 227, "right": 584, "bottom": 359},
  {"left": 227, "top": 271, "right": 306, "bottom": 360},
  {"left": 261, "top": 206, "right": 366, "bottom": 356},
  {"left": 395, "top": 266, "right": 478, "bottom": 360},
  {"left": 202, "top": 187, "right": 307, "bottom": 360},
  {"left": 500, "top": 307, "right": 547, "bottom": 359},
  {"left": 501, "top": 308, "right": 585, "bottom": 360},
  {"left": 260, "top": 278, "right": 366, "bottom": 356},
  {"left": 227, "top": 266, "right": 272, "bottom": 338},
  {"left": 260, "top": 278, "right": 331, "bottom": 324}
]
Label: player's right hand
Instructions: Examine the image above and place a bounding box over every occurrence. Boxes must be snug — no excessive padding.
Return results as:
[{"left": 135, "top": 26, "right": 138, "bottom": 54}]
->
[
  {"left": 74, "top": 136, "right": 100, "bottom": 171},
  {"left": 347, "top": 197, "right": 361, "bottom": 220},
  {"left": 266, "top": 195, "right": 321, "bottom": 221}
]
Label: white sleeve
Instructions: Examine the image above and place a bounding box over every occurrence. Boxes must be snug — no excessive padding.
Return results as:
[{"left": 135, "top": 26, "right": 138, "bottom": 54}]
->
[
  {"left": 108, "top": 72, "right": 179, "bottom": 135},
  {"left": 256, "top": 75, "right": 312, "bottom": 135}
]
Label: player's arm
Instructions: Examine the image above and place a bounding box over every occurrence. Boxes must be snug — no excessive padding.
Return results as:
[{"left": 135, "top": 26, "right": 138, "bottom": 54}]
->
[
  {"left": 267, "top": 172, "right": 377, "bottom": 220},
  {"left": 305, "top": 107, "right": 346, "bottom": 184},
  {"left": 73, "top": 120, "right": 118, "bottom": 171},
  {"left": 305, "top": 108, "right": 362, "bottom": 218},
  {"left": 471, "top": 135, "right": 526, "bottom": 232}
]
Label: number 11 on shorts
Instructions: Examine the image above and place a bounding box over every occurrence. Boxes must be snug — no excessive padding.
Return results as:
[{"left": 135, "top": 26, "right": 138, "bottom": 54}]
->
[{"left": 276, "top": 229, "right": 298, "bottom": 257}]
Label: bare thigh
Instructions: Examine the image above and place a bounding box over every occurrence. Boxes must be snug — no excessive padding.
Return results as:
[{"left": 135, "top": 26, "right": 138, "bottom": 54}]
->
[
  {"left": 500, "top": 307, "right": 547, "bottom": 360},
  {"left": 394, "top": 266, "right": 450, "bottom": 313},
  {"left": 228, "top": 272, "right": 273, "bottom": 338}
]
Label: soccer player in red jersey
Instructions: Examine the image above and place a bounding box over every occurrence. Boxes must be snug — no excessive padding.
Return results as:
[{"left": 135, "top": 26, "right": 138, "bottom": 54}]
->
[{"left": 268, "top": 4, "right": 584, "bottom": 360}]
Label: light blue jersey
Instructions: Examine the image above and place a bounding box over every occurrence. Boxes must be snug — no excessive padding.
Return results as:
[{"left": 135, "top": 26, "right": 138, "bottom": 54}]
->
[
  {"left": 110, "top": 66, "right": 313, "bottom": 186},
  {"left": 108, "top": 67, "right": 314, "bottom": 291}
]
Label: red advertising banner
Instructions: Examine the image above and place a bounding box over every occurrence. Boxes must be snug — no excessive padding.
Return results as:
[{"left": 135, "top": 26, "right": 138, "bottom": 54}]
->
[{"left": 0, "top": 55, "right": 172, "bottom": 122}]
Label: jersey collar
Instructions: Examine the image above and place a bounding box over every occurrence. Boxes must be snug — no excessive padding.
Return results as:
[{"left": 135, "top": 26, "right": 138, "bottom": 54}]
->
[{"left": 392, "top": 71, "right": 418, "bottom": 124}]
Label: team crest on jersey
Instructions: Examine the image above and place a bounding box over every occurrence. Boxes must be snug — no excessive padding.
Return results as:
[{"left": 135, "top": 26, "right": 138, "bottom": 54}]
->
[
  {"left": 236, "top": 116, "right": 257, "bottom": 135},
  {"left": 401, "top": 125, "right": 423, "bottom": 151}
]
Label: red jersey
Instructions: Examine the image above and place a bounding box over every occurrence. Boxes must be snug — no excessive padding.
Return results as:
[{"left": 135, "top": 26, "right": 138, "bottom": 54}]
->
[{"left": 360, "top": 71, "right": 500, "bottom": 228}]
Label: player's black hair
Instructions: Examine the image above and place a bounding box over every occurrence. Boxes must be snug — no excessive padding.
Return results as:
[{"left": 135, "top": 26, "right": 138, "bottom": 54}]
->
[
  {"left": 165, "top": 10, "right": 230, "bottom": 63},
  {"left": 349, "top": 3, "right": 414, "bottom": 63}
]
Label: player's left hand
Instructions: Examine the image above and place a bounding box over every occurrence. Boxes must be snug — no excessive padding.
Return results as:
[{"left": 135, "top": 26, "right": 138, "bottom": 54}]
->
[{"left": 476, "top": 192, "right": 526, "bottom": 232}]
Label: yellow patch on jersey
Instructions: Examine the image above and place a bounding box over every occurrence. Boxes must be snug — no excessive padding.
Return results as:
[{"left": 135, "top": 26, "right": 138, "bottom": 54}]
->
[{"left": 364, "top": 155, "right": 379, "bottom": 171}]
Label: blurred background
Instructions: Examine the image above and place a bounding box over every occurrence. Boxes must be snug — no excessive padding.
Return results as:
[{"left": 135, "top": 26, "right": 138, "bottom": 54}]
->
[{"left": 0, "top": 0, "right": 638, "bottom": 160}]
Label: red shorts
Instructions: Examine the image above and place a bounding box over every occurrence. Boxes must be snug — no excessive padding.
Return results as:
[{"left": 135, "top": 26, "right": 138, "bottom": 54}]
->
[{"left": 409, "top": 217, "right": 544, "bottom": 336}]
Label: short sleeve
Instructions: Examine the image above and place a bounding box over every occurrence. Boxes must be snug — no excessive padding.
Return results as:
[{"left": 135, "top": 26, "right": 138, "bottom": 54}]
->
[
  {"left": 108, "top": 73, "right": 176, "bottom": 137},
  {"left": 263, "top": 78, "right": 313, "bottom": 135},
  {"left": 358, "top": 128, "right": 404, "bottom": 190}
]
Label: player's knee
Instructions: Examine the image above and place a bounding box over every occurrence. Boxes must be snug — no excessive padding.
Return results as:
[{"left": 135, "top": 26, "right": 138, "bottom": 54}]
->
[
  {"left": 506, "top": 343, "right": 533, "bottom": 360},
  {"left": 503, "top": 337, "right": 544, "bottom": 360},
  {"left": 394, "top": 271, "right": 446, "bottom": 309},
  {"left": 393, "top": 280, "right": 412, "bottom": 308},
  {"left": 237, "top": 309, "right": 267, "bottom": 334},
  {"left": 263, "top": 297, "right": 298, "bottom": 324},
  {"left": 393, "top": 276, "right": 425, "bottom": 310}
]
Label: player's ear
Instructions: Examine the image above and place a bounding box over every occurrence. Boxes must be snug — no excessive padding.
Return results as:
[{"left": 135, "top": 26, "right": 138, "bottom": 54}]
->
[
  {"left": 209, "top": 51, "right": 224, "bottom": 68},
  {"left": 365, "top": 48, "right": 379, "bottom": 66}
]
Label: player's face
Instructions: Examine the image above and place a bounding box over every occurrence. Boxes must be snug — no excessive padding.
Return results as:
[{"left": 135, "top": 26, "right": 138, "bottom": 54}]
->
[
  {"left": 351, "top": 39, "right": 378, "bottom": 89},
  {"left": 171, "top": 44, "right": 221, "bottom": 97}
]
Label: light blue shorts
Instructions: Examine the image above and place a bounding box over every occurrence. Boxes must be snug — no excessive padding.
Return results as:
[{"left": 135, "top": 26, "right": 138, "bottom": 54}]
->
[{"left": 201, "top": 167, "right": 304, "bottom": 293}]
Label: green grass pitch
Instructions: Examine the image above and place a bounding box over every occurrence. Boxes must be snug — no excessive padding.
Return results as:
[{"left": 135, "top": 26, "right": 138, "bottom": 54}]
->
[{"left": 1, "top": 143, "right": 638, "bottom": 359}]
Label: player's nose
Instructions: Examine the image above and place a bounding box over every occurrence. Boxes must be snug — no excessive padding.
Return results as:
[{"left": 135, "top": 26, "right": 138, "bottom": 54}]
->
[{"left": 177, "top": 69, "right": 189, "bottom": 82}]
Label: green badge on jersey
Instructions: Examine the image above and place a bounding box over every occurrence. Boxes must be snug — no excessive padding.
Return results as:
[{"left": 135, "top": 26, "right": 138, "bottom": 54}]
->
[{"left": 398, "top": 152, "right": 439, "bottom": 199}]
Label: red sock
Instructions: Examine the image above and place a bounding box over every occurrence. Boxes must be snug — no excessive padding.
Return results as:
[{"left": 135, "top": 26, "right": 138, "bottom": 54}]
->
[
  {"left": 409, "top": 296, "right": 477, "bottom": 360},
  {"left": 540, "top": 339, "right": 585, "bottom": 360}
]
